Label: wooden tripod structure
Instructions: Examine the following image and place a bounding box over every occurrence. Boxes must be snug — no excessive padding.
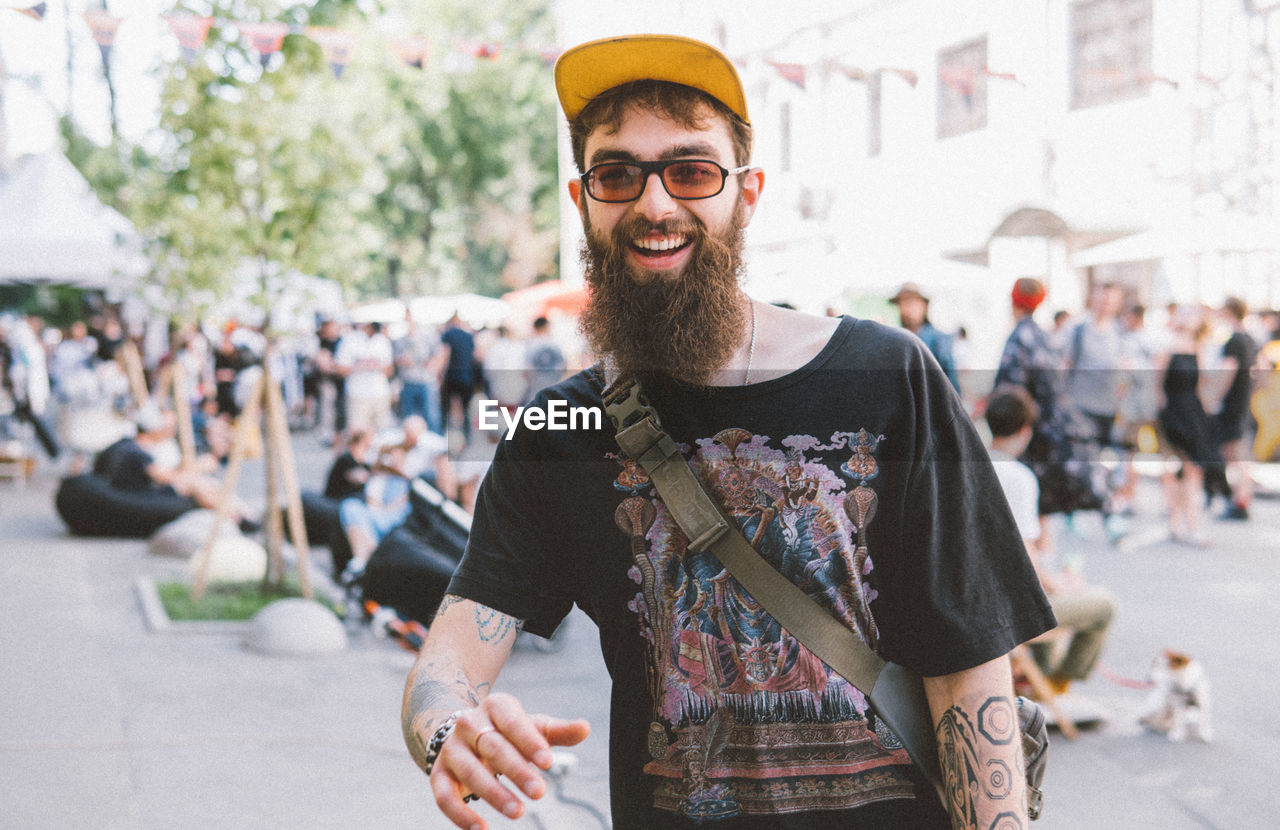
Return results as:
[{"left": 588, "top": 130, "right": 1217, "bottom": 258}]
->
[
  {"left": 118, "top": 340, "right": 313, "bottom": 602},
  {"left": 190, "top": 362, "right": 312, "bottom": 601}
]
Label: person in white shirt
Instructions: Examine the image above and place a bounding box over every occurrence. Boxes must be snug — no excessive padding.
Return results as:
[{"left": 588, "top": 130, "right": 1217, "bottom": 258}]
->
[
  {"left": 335, "top": 321, "right": 394, "bottom": 433},
  {"left": 987, "top": 385, "right": 1116, "bottom": 693},
  {"left": 50, "top": 321, "right": 99, "bottom": 406}
]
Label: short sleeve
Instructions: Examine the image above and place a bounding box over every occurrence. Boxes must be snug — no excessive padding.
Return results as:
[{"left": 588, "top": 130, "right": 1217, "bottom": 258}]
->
[
  {"left": 446, "top": 432, "right": 576, "bottom": 638},
  {"left": 869, "top": 351, "right": 1056, "bottom": 677}
]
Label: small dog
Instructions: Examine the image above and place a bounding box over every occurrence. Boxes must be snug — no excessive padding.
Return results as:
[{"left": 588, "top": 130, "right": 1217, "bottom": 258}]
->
[{"left": 1139, "top": 649, "right": 1213, "bottom": 743}]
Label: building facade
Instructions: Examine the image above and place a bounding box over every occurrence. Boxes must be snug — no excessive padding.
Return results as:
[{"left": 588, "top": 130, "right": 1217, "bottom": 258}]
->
[{"left": 555, "top": 0, "right": 1280, "bottom": 362}]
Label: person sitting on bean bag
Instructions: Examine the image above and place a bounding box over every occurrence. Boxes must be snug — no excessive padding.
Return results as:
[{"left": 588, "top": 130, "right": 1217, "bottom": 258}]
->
[
  {"left": 110, "top": 405, "right": 259, "bottom": 532},
  {"left": 338, "top": 443, "right": 412, "bottom": 581}
]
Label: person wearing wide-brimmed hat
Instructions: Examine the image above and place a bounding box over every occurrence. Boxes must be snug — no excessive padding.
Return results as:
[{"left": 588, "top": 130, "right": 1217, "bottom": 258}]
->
[
  {"left": 889, "top": 281, "right": 959, "bottom": 391},
  {"left": 401, "top": 34, "right": 1054, "bottom": 830}
]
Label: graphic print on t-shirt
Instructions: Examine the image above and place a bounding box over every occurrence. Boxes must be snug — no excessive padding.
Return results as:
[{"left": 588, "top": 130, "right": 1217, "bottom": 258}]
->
[{"left": 611, "top": 426, "right": 916, "bottom": 820}]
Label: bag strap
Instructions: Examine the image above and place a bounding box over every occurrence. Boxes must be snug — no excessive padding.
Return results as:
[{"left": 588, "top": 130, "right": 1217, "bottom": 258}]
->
[{"left": 601, "top": 376, "right": 945, "bottom": 799}]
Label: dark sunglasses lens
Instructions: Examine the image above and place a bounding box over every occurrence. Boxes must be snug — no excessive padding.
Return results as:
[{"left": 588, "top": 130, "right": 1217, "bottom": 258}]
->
[
  {"left": 590, "top": 164, "right": 644, "bottom": 201},
  {"left": 663, "top": 161, "right": 724, "bottom": 198}
]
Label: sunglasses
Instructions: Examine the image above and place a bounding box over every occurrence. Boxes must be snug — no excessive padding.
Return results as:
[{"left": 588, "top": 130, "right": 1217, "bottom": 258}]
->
[{"left": 581, "top": 159, "right": 750, "bottom": 203}]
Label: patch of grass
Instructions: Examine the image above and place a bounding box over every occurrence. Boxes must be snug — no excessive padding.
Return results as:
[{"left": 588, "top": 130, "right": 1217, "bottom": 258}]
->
[{"left": 156, "top": 578, "right": 336, "bottom": 622}]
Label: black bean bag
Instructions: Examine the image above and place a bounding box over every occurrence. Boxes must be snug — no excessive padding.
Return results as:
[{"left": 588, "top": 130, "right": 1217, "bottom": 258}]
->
[
  {"left": 55, "top": 474, "right": 198, "bottom": 538},
  {"left": 285, "top": 492, "right": 354, "bottom": 579},
  {"left": 360, "top": 479, "right": 468, "bottom": 624}
]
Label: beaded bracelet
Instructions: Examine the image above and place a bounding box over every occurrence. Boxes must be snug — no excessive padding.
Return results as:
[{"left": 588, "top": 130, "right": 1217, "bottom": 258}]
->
[{"left": 422, "top": 710, "right": 479, "bottom": 803}]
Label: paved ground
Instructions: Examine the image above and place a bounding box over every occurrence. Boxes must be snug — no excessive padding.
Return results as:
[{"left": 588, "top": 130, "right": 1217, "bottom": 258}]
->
[{"left": 2, "top": 434, "right": 1278, "bottom": 829}]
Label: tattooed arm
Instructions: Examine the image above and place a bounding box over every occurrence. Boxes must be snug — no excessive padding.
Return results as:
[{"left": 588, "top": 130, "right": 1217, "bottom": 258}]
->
[
  {"left": 923, "top": 654, "right": 1027, "bottom": 830},
  {"left": 402, "top": 594, "right": 590, "bottom": 830}
]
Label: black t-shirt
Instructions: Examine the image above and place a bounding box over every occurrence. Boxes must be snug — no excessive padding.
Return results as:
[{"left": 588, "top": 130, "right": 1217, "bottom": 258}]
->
[
  {"left": 1220, "top": 331, "right": 1258, "bottom": 420},
  {"left": 450, "top": 317, "right": 1055, "bottom": 828},
  {"left": 323, "top": 452, "right": 369, "bottom": 500},
  {"left": 106, "top": 440, "right": 159, "bottom": 491},
  {"left": 441, "top": 326, "right": 476, "bottom": 386}
]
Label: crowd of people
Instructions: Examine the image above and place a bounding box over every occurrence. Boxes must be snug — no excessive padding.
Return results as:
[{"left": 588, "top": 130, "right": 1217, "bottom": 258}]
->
[
  {"left": 883, "top": 275, "right": 1280, "bottom": 542},
  {"left": 2, "top": 277, "right": 1277, "bottom": 565},
  {"left": 878, "top": 276, "right": 1280, "bottom": 700},
  {"left": 2, "top": 279, "right": 1276, "bottom": 551},
  {"left": 0, "top": 305, "right": 577, "bottom": 576},
  {"left": 987, "top": 280, "right": 1277, "bottom": 546}
]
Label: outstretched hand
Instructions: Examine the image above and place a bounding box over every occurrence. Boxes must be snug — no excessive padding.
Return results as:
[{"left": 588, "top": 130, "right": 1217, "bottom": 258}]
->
[{"left": 430, "top": 692, "right": 590, "bottom": 829}]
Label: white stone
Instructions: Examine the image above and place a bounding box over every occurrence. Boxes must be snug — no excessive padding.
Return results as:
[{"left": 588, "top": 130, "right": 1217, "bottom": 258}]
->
[
  {"left": 63, "top": 408, "right": 133, "bottom": 453},
  {"left": 149, "top": 510, "right": 240, "bottom": 559},
  {"left": 187, "top": 536, "right": 268, "bottom": 583},
  {"left": 244, "top": 598, "right": 347, "bottom": 656}
]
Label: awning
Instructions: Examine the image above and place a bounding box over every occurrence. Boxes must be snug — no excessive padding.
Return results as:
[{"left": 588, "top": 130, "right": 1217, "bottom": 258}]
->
[
  {"left": 0, "top": 151, "right": 147, "bottom": 288},
  {"left": 1072, "top": 212, "right": 1280, "bottom": 267}
]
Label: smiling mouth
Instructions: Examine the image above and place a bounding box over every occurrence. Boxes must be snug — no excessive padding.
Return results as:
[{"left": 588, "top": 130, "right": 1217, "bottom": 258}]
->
[{"left": 631, "top": 234, "right": 691, "bottom": 257}]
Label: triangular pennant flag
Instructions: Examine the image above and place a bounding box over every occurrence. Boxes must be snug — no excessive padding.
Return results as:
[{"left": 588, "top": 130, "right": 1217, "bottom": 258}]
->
[
  {"left": 14, "top": 2, "right": 47, "bottom": 20},
  {"left": 235, "top": 21, "right": 289, "bottom": 69},
  {"left": 163, "top": 14, "right": 213, "bottom": 63},
  {"left": 984, "top": 68, "right": 1023, "bottom": 86},
  {"left": 306, "top": 27, "right": 357, "bottom": 79},
  {"left": 82, "top": 9, "right": 122, "bottom": 66},
  {"left": 391, "top": 36, "right": 430, "bottom": 69},
  {"left": 768, "top": 61, "right": 806, "bottom": 90},
  {"left": 883, "top": 67, "right": 919, "bottom": 87},
  {"left": 474, "top": 42, "right": 502, "bottom": 60},
  {"left": 939, "top": 65, "right": 976, "bottom": 97}
]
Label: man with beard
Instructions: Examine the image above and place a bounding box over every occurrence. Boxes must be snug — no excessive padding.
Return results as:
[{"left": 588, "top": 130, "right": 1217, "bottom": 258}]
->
[{"left": 402, "top": 34, "right": 1054, "bottom": 830}]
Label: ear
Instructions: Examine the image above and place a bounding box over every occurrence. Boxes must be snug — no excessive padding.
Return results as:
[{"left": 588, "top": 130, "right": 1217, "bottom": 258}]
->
[
  {"left": 567, "top": 178, "right": 586, "bottom": 224},
  {"left": 737, "top": 168, "right": 766, "bottom": 227}
]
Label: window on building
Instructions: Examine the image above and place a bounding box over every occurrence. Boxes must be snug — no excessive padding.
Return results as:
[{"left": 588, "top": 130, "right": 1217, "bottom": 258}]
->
[
  {"left": 867, "top": 71, "right": 882, "bottom": 157},
  {"left": 1070, "top": 0, "right": 1153, "bottom": 109},
  {"left": 937, "top": 37, "right": 988, "bottom": 139}
]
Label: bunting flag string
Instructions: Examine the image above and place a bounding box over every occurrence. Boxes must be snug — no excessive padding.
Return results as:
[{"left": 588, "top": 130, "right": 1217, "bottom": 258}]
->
[
  {"left": 235, "top": 21, "right": 290, "bottom": 69},
  {"left": 7, "top": 1, "right": 46, "bottom": 20},
  {"left": 82, "top": 9, "right": 123, "bottom": 66},
  {"left": 985, "top": 69, "right": 1023, "bottom": 86},
  {"left": 840, "top": 66, "right": 918, "bottom": 87},
  {"left": 390, "top": 36, "right": 430, "bottom": 70},
  {"left": 163, "top": 14, "right": 214, "bottom": 64},
  {"left": 460, "top": 39, "right": 502, "bottom": 60},
  {"left": 938, "top": 64, "right": 976, "bottom": 96},
  {"left": 767, "top": 61, "right": 806, "bottom": 90},
  {"left": 306, "top": 27, "right": 358, "bottom": 78},
  {"left": 3, "top": 6, "right": 1135, "bottom": 97}
]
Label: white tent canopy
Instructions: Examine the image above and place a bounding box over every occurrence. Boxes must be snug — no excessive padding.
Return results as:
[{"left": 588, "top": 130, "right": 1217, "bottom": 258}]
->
[
  {"left": 1072, "top": 212, "right": 1280, "bottom": 267},
  {"left": 0, "top": 151, "right": 147, "bottom": 288}
]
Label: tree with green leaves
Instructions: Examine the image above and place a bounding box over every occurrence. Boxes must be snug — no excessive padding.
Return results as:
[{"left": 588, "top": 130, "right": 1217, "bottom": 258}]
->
[{"left": 63, "top": 0, "right": 561, "bottom": 315}]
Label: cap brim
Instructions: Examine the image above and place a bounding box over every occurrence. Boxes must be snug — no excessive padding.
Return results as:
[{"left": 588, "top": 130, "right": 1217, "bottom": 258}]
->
[{"left": 555, "top": 34, "right": 749, "bottom": 124}]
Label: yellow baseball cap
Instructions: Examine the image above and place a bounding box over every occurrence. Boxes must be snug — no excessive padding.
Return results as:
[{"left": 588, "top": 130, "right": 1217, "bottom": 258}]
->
[{"left": 554, "top": 34, "right": 750, "bottom": 124}]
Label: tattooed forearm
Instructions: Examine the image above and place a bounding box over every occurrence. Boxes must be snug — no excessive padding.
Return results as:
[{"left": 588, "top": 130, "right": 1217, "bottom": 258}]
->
[
  {"left": 404, "top": 596, "right": 523, "bottom": 769},
  {"left": 475, "top": 604, "right": 523, "bottom": 643},
  {"left": 433, "top": 594, "right": 465, "bottom": 622},
  {"left": 936, "top": 696, "right": 1026, "bottom": 830},
  {"left": 936, "top": 706, "right": 981, "bottom": 828},
  {"left": 402, "top": 657, "right": 490, "bottom": 770},
  {"left": 434, "top": 594, "right": 525, "bottom": 645}
]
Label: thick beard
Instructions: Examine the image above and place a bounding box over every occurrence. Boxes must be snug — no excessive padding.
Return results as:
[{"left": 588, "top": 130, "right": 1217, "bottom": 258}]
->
[{"left": 578, "top": 204, "right": 747, "bottom": 387}]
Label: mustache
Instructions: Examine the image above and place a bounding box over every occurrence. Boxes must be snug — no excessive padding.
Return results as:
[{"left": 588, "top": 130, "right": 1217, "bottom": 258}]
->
[{"left": 613, "top": 216, "right": 701, "bottom": 240}]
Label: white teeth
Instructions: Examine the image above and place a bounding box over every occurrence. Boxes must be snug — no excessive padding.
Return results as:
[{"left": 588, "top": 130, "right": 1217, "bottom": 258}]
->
[{"left": 634, "top": 235, "right": 686, "bottom": 252}]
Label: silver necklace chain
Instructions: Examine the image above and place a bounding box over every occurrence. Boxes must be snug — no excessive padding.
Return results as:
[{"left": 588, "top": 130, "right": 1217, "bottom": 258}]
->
[{"left": 745, "top": 299, "right": 757, "bottom": 385}]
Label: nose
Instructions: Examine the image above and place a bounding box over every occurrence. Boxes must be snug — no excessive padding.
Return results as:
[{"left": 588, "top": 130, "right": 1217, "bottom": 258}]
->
[{"left": 632, "top": 171, "right": 678, "bottom": 222}]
